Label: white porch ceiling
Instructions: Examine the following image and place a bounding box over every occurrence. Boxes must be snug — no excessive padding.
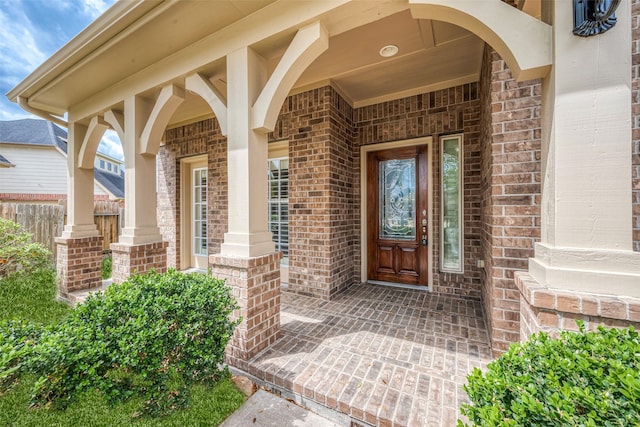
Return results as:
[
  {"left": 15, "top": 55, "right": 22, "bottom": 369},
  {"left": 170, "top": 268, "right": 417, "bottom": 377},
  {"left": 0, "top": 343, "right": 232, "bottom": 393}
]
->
[{"left": 170, "top": 8, "right": 487, "bottom": 125}]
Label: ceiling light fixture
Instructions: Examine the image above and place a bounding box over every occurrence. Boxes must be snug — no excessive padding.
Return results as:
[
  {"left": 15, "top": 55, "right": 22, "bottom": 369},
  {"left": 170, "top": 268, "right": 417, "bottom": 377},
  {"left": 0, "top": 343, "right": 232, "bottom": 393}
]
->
[{"left": 379, "top": 44, "right": 399, "bottom": 58}]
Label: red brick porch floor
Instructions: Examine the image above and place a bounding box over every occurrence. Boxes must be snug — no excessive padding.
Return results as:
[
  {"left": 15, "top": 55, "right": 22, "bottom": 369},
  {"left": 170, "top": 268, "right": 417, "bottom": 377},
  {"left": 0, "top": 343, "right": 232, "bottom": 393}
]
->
[{"left": 240, "top": 283, "right": 493, "bottom": 427}]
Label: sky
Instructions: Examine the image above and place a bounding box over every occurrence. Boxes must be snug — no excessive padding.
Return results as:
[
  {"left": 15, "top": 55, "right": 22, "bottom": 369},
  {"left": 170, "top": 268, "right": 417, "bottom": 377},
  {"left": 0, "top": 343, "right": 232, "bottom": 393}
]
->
[{"left": 0, "top": 0, "right": 122, "bottom": 160}]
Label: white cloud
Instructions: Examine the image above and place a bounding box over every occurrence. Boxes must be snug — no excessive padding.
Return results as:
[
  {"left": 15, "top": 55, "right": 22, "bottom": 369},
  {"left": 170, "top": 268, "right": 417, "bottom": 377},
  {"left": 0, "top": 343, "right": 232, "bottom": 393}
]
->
[
  {"left": 98, "top": 130, "right": 123, "bottom": 161},
  {"left": 82, "top": 0, "right": 114, "bottom": 19},
  {"left": 0, "top": 8, "right": 47, "bottom": 86},
  {"left": 0, "top": 109, "right": 34, "bottom": 122}
]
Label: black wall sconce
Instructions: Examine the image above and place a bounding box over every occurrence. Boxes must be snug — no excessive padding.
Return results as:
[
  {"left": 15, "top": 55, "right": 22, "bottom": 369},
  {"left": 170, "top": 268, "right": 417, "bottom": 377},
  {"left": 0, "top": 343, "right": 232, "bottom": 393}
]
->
[{"left": 573, "top": 0, "right": 621, "bottom": 37}]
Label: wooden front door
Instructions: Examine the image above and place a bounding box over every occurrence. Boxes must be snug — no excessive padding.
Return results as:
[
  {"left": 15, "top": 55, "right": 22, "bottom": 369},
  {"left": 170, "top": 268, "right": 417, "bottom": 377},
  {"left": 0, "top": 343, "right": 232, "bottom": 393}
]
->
[{"left": 367, "top": 145, "right": 429, "bottom": 286}]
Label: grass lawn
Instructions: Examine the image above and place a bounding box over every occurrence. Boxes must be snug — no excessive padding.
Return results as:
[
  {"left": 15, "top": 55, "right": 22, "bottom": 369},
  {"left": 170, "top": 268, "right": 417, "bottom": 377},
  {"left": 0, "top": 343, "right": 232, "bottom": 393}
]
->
[{"left": 0, "top": 269, "right": 246, "bottom": 426}]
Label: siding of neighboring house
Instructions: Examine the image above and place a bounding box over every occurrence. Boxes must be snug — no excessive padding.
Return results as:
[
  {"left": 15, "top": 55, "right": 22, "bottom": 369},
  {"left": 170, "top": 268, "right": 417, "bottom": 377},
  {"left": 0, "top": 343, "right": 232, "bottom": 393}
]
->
[
  {"left": 632, "top": 0, "right": 640, "bottom": 252},
  {"left": 0, "top": 143, "right": 108, "bottom": 200}
]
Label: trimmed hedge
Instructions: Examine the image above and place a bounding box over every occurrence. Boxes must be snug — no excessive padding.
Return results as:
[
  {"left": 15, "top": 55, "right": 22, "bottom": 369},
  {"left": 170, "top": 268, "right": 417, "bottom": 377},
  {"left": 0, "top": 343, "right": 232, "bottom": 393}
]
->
[
  {"left": 460, "top": 323, "right": 640, "bottom": 426},
  {"left": 0, "top": 269, "right": 240, "bottom": 416}
]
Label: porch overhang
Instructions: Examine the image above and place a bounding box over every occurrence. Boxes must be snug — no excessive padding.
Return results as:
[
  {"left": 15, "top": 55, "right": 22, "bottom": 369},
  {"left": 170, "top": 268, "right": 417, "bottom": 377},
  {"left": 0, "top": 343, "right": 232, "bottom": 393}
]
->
[{"left": 6, "top": 0, "right": 551, "bottom": 128}]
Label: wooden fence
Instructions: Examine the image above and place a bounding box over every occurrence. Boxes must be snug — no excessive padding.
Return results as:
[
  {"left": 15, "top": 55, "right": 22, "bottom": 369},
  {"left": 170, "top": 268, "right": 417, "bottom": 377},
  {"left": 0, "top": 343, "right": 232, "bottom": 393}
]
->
[
  {"left": 0, "top": 203, "right": 64, "bottom": 259},
  {"left": 0, "top": 201, "right": 122, "bottom": 258},
  {"left": 91, "top": 201, "right": 122, "bottom": 252}
]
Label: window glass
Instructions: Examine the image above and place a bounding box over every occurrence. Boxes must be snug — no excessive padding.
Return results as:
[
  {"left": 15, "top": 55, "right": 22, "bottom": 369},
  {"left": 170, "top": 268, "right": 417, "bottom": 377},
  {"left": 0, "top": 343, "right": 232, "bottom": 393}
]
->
[
  {"left": 442, "top": 136, "right": 463, "bottom": 271},
  {"left": 193, "top": 168, "right": 207, "bottom": 256},
  {"left": 268, "top": 158, "right": 289, "bottom": 257},
  {"left": 379, "top": 158, "right": 416, "bottom": 240}
]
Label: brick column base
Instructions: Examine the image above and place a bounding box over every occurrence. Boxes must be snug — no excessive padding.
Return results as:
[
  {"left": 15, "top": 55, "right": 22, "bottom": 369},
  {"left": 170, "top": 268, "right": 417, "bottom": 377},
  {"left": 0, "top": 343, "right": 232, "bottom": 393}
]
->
[
  {"left": 516, "top": 271, "right": 640, "bottom": 341},
  {"left": 210, "top": 252, "right": 282, "bottom": 371},
  {"left": 110, "top": 241, "right": 169, "bottom": 284},
  {"left": 55, "top": 235, "right": 103, "bottom": 301}
]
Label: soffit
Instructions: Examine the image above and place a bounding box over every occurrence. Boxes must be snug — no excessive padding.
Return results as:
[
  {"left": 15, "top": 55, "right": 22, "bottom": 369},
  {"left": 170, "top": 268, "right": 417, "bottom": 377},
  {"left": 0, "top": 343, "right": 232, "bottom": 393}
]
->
[
  {"left": 171, "top": 8, "right": 486, "bottom": 124},
  {"left": 293, "top": 10, "right": 484, "bottom": 108}
]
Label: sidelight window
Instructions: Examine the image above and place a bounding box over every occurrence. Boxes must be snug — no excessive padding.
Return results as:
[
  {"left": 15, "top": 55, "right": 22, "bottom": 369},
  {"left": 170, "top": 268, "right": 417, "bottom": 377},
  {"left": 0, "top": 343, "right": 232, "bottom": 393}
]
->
[{"left": 441, "top": 135, "right": 463, "bottom": 272}]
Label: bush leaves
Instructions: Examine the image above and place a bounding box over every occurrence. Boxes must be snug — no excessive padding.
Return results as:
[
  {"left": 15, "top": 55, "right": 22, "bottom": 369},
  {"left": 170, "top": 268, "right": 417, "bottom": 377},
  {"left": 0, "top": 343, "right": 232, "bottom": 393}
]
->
[
  {"left": 0, "top": 269, "right": 239, "bottom": 416},
  {"left": 460, "top": 323, "right": 640, "bottom": 426}
]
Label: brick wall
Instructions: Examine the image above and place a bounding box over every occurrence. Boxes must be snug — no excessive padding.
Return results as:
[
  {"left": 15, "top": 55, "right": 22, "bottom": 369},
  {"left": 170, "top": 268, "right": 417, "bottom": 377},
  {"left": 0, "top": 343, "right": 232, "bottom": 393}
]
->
[
  {"left": 479, "top": 46, "right": 496, "bottom": 344},
  {"left": 160, "top": 119, "right": 227, "bottom": 268},
  {"left": 328, "top": 90, "right": 357, "bottom": 296},
  {"left": 516, "top": 271, "right": 640, "bottom": 339},
  {"left": 157, "top": 145, "right": 179, "bottom": 267},
  {"left": 480, "top": 46, "right": 542, "bottom": 354},
  {"left": 632, "top": 0, "right": 640, "bottom": 252},
  {"left": 56, "top": 235, "right": 103, "bottom": 301},
  {"left": 210, "top": 252, "right": 281, "bottom": 370},
  {"left": 273, "top": 86, "right": 355, "bottom": 299},
  {"left": 111, "top": 241, "right": 169, "bottom": 283},
  {"left": 353, "top": 84, "right": 483, "bottom": 298}
]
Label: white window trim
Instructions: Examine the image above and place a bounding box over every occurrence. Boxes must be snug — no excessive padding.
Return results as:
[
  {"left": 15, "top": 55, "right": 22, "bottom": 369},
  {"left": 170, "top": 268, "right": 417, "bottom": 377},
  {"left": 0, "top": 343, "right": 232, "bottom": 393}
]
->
[
  {"left": 179, "top": 155, "right": 207, "bottom": 270},
  {"left": 440, "top": 134, "right": 464, "bottom": 273},
  {"left": 268, "top": 140, "right": 290, "bottom": 285}
]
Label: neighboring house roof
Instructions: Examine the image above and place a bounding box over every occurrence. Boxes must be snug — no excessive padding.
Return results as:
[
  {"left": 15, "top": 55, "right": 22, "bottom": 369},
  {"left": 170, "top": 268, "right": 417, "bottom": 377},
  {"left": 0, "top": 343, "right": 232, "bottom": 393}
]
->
[
  {"left": 0, "top": 153, "right": 14, "bottom": 167},
  {"left": 0, "top": 119, "right": 124, "bottom": 198},
  {"left": 0, "top": 118, "right": 67, "bottom": 152},
  {"left": 94, "top": 168, "right": 125, "bottom": 199}
]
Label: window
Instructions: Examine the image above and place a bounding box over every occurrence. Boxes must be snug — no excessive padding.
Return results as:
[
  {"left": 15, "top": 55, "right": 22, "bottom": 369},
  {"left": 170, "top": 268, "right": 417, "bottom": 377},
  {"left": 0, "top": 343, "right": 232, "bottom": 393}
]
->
[
  {"left": 441, "top": 135, "right": 463, "bottom": 272},
  {"left": 193, "top": 168, "right": 207, "bottom": 256},
  {"left": 99, "top": 159, "right": 105, "bottom": 169},
  {"left": 113, "top": 165, "right": 119, "bottom": 174},
  {"left": 268, "top": 158, "right": 289, "bottom": 257},
  {"left": 107, "top": 162, "right": 112, "bottom": 171}
]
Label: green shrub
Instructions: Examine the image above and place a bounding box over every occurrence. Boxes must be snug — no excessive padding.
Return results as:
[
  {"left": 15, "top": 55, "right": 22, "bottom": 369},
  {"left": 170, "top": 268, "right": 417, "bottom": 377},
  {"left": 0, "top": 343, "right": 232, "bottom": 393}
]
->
[
  {"left": 0, "top": 321, "right": 47, "bottom": 392},
  {"left": 101, "top": 255, "right": 112, "bottom": 280},
  {"left": 0, "top": 269, "right": 240, "bottom": 416},
  {"left": 0, "top": 218, "right": 50, "bottom": 277},
  {"left": 460, "top": 323, "right": 640, "bottom": 426}
]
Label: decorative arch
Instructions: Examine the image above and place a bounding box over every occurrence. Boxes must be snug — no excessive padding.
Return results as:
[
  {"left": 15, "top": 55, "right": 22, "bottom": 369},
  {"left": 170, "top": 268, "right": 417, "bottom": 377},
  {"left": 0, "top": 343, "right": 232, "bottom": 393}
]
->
[
  {"left": 409, "top": 0, "right": 552, "bottom": 81},
  {"left": 140, "top": 84, "right": 184, "bottom": 156},
  {"left": 104, "top": 109, "right": 125, "bottom": 142},
  {"left": 78, "top": 115, "right": 108, "bottom": 169},
  {"left": 252, "top": 21, "right": 328, "bottom": 133},
  {"left": 185, "top": 73, "right": 228, "bottom": 136}
]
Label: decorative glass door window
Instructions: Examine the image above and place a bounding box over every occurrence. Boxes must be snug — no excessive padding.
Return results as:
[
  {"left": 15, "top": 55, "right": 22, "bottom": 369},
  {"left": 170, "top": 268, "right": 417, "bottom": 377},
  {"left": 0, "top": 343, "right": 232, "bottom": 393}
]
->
[
  {"left": 268, "top": 158, "right": 289, "bottom": 256},
  {"left": 441, "top": 135, "right": 463, "bottom": 271},
  {"left": 379, "top": 158, "right": 416, "bottom": 240},
  {"left": 192, "top": 168, "right": 207, "bottom": 256}
]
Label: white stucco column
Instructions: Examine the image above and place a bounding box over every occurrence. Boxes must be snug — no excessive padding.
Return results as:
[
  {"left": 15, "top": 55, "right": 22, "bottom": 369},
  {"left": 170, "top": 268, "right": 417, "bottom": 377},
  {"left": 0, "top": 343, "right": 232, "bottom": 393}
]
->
[
  {"left": 61, "top": 122, "right": 98, "bottom": 238},
  {"left": 530, "top": 0, "right": 640, "bottom": 296},
  {"left": 220, "top": 46, "right": 275, "bottom": 257},
  {"left": 118, "top": 95, "right": 163, "bottom": 245}
]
